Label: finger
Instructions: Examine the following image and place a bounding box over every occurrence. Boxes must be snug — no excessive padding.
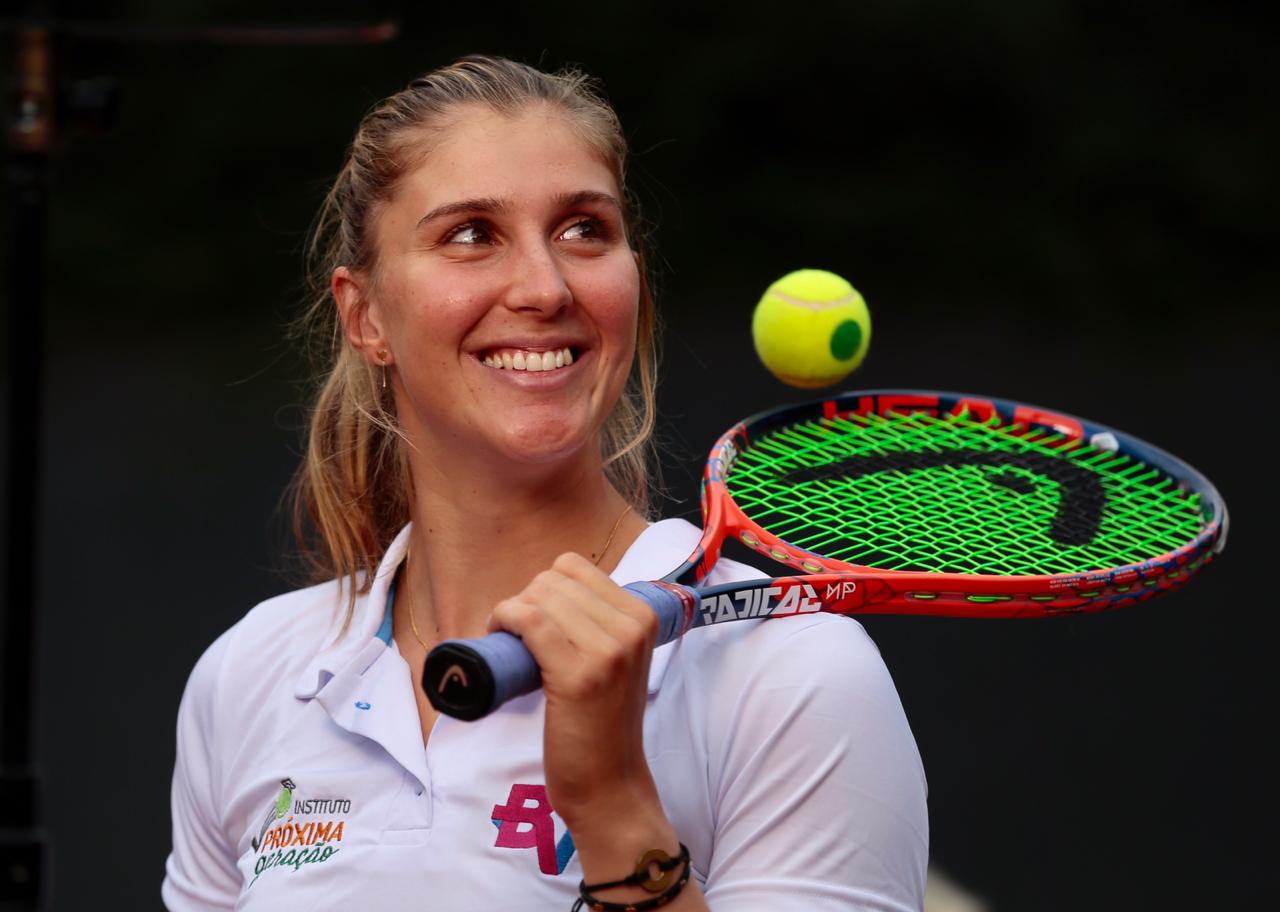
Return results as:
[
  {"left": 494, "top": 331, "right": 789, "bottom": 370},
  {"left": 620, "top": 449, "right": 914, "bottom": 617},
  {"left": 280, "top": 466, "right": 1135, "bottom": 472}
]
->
[
  {"left": 527, "top": 567, "right": 658, "bottom": 670},
  {"left": 483, "top": 570, "right": 599, "bottom": 636},
  {"left": 490, "top": 570, "right": 635, "bottom": 666},
  {"left": 488, "top": 591, "right": 589, "bottom": 674},
  {"left": 548, "top": 553, "right": 660, "bottom": 645},
  {"left": 529, "top": 566, "right": 640, "bottom": 633},
  {"left": 493, "top": 571, "right": 651, "bottom": 694},
  {"left": 522, "top": 570, "right": 649, "bottom": 667},
  {"left": 528, "top": 574, "right": 657, "bottom": 704}
]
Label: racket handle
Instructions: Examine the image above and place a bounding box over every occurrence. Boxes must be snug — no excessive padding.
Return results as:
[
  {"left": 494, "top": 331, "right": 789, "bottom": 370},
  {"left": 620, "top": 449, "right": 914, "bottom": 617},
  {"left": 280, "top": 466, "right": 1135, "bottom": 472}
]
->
[{"left": 422, "top": 581, "right": 692, "bottom": 720}]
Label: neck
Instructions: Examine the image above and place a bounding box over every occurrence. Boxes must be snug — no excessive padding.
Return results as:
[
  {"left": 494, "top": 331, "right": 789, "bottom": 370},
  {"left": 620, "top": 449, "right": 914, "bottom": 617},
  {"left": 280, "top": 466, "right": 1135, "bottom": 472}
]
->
[{"left": 398, "top": 446, "right": 644, "bottom": 642}]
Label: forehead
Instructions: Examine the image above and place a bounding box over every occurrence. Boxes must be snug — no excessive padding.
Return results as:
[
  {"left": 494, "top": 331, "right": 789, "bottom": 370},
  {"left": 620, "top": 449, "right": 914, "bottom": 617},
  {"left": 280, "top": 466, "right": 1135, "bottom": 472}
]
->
[{"left": 394, "top": 105, "right": 620, "bottom": 211}]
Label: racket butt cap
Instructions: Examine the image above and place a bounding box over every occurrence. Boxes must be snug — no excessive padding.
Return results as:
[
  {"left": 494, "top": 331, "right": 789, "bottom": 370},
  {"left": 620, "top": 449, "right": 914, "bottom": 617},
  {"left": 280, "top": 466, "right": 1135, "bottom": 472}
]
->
[{"left": 422, "top": 641, "right": 498, "bottom": 721}]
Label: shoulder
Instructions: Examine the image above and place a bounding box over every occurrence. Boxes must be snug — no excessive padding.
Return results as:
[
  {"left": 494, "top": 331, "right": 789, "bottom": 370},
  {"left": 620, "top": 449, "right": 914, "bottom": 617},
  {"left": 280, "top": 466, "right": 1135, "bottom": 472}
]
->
[
  {"left": 196, "top": 579, "right": 345, "bottom": 671},
  {"left": 631, "top": 518, "right": 899, "bottom": 701},
  {"left": 235, "top": 577, "right": 348, "bottom": 639},
  {"left": 635, "top": 517, "right": 922, "bottom": 777},
  {"left": 637, "top": 525, "right": 929, "bottom": 907},
  {"left": 177, "top": 579, "right": 347, "bottom": 729},
  {"left": 638, "top": 517, "right": 923, "bottom": 785},
  {"left": 668, "top": 610, "right": 903, "bottom": 727}
]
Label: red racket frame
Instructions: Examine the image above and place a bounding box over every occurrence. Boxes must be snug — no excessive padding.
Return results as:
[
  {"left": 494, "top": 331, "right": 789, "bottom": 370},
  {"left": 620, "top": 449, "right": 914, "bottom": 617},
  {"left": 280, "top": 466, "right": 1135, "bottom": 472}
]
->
[{"left": 670, "top": 389, "right": 1226, "bottom": 618}]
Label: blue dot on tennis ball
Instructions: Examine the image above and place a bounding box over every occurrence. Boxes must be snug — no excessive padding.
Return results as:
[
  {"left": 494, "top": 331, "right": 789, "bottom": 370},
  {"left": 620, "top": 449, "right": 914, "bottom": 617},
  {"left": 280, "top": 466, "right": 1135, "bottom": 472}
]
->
[{"left": 830, "top": 320, "right": 863, "bottom": 360}]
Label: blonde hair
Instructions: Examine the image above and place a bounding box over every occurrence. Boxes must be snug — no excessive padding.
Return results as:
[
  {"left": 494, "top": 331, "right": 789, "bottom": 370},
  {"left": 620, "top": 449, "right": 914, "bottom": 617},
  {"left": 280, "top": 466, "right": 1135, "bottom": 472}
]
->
[{"left": 290, "top": 55, "right": 660, "bottom": 604}]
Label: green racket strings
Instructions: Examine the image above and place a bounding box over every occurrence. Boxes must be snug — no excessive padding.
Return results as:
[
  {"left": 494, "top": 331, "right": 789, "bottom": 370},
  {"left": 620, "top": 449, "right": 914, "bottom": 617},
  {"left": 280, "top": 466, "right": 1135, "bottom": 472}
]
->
[{"left": 726, "top": 410, "right": 1205, "bottom": 576}]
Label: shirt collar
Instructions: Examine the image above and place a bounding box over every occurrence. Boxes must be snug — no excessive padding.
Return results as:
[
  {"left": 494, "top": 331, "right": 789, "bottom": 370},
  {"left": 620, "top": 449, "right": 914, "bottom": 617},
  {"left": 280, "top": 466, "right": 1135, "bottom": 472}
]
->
[
  {"left": 292, "top": 518, "right": 698, "bottom": 701},
  {"left": 293, "top": 524, "right": 411, "bottom": 699}
]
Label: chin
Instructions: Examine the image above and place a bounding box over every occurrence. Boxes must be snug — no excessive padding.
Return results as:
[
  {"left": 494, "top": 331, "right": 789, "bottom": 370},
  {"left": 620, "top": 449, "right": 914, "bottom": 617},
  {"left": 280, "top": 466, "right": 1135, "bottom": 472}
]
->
[{"left": 493, "top": 419, "right": 595, "bottom": 469}]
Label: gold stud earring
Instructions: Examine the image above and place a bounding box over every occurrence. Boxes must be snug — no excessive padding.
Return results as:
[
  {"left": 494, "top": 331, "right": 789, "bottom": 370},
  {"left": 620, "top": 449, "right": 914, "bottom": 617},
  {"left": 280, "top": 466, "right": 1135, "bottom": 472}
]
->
[{"left": 377, "top": 350, "right": 389, "bottom": 390}]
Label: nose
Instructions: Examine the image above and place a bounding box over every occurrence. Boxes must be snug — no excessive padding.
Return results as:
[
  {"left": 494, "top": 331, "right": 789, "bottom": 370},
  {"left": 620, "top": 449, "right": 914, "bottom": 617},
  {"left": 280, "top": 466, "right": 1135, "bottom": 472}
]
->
[{"left": 502, "top": 240, "right": 572, "bottom": 315}]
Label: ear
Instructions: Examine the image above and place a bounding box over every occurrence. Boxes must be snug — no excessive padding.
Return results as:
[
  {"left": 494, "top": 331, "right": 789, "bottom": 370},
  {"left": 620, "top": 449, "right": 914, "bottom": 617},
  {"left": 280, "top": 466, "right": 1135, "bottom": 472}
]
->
[{"left": 333, "top": 266, "right": 391, "bottom": 366}]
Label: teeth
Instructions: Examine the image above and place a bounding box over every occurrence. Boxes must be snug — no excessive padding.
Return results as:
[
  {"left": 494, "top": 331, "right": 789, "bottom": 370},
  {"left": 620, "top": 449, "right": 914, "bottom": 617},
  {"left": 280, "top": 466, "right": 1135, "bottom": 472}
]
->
[{"left": 481, "top": 347, "right": 576, "bottom": 373}]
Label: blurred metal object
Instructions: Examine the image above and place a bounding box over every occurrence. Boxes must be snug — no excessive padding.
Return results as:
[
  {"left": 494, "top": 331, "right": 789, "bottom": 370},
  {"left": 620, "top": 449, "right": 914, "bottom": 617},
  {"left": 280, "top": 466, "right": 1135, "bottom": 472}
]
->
[
  {"left": 0, "top": 13, "right": 399, "bottom": 909},
  {"left": 50, "top": 19, "right": 400, "bottom": 45},
  {"left": 3, "top": 19, "right": 53, "bottom": 909},
  {"left": 6, "top": 24, "right": 52, "bottom": 152}
]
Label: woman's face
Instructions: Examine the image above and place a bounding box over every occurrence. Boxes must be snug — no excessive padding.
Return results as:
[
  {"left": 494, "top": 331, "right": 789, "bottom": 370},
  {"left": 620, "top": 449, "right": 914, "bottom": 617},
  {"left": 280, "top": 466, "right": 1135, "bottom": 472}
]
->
[{"left": 352, "top": 104, "right": 640, "bottom": 476}]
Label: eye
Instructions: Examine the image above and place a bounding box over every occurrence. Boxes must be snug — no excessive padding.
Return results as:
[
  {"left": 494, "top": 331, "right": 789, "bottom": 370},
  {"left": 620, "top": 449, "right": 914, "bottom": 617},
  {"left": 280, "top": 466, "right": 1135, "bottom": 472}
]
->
[
  {"left": 443, "top": 221, "right": 494, "bottom": 245},
  {"left": 559, "top": 217, "right": 611, "bottom": 242}
]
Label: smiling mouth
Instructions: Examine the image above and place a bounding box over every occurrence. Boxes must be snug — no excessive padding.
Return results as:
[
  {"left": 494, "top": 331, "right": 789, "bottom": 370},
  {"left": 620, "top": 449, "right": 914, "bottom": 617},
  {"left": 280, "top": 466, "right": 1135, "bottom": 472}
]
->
[{"left": 480, "top": 346, "right": 577, "bottom": 372}]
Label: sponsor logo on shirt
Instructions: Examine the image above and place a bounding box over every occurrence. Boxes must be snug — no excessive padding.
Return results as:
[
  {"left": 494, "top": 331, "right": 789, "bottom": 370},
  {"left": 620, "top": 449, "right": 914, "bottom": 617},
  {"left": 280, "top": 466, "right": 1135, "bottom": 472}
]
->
[
  {"left": 491, "top": 783, "right": 576, "bottom": 875},
  {"left": 247, "top": 778, "right": 350, "bottom": 887}
]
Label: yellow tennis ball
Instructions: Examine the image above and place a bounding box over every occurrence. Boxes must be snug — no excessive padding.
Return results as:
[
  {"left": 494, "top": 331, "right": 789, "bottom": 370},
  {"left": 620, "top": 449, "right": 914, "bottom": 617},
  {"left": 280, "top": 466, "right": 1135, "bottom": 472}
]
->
[{"left": 752, "top": 269, "right": 872, "bottom": 388}]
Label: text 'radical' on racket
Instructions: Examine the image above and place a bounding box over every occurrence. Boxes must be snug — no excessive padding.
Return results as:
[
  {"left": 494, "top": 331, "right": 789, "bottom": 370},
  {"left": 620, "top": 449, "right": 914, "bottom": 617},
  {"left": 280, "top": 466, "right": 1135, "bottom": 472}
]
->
[{"left": 423, "top": 389, "right": 1227, "bottom": 720}]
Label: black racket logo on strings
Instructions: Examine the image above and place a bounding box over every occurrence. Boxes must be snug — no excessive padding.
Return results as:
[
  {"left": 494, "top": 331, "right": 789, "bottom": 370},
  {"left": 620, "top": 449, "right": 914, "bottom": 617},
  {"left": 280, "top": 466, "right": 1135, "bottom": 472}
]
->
[{"left": 784, "top": 449, "right": 1107, "bottom": 546}]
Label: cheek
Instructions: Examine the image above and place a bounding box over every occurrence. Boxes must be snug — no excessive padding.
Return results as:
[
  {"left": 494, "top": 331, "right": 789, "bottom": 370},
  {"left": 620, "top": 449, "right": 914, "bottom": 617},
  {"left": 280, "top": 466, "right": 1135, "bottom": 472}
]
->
[
  {"left": 381, "top": 273, "right": 480, "bottom": 361},
  {"left": 586, "top": 262, "right": 642, "bottom": 355}
]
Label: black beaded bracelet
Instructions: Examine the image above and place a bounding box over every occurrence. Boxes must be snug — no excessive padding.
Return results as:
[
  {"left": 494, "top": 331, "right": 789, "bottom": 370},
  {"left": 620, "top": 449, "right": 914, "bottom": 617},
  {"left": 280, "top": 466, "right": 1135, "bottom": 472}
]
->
[{"left": 571, "top": 843, "right": 691, "bottom": 912}]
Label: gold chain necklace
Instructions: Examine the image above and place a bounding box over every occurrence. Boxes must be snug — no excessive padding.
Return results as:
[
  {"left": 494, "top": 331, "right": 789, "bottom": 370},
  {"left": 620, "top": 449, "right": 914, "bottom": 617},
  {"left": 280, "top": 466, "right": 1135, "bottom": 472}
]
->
[
  {"left": 403, "top": 503, "right": 633, "bottom": 651},
  {"left": 592, "top": 503, "right": 633, "bottom": 567}
]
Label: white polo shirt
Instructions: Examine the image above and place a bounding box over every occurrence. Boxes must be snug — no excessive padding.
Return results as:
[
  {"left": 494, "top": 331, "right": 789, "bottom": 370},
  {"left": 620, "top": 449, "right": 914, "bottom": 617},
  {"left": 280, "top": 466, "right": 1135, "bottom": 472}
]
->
[{"left": 163, "top": 520, "right": 927, "bottom": 911}]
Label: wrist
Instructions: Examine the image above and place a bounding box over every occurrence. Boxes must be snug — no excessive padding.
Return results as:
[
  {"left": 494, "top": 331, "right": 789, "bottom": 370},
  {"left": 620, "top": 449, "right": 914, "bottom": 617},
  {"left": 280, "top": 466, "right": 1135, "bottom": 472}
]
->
[
  {"left": 566, "top": 800, "right": 679, "bottom": 885},
  {"left": 573, "top": 842, "right": 692, "bottom": 912}
]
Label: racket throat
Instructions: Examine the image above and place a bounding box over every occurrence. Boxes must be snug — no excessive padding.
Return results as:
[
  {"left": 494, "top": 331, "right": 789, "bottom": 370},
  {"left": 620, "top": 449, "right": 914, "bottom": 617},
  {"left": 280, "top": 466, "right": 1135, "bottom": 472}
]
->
[{"left": 693, "top": 577, "right": 844, "bottom": 628}]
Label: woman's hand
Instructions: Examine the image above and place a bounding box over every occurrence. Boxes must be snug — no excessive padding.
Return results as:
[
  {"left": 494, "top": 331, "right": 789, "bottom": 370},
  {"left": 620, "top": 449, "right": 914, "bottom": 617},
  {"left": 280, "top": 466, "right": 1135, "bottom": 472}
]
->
[{"left": 487, "top": 552, "right": 683, "bottom": 880}]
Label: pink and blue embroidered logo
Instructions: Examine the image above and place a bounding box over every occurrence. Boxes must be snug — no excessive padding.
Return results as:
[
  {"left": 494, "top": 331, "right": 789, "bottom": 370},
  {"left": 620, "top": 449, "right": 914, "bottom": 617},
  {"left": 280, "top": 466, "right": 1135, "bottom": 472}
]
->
[{"left": 491, "top": 784, "right": 576, "bottom": 875}]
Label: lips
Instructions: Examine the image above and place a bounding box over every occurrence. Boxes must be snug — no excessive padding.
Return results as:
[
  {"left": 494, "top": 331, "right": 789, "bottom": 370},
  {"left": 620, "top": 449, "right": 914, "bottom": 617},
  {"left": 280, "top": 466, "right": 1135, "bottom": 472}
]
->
[{"left": 480, "top": 346, "right": 577, "bottom": 372}]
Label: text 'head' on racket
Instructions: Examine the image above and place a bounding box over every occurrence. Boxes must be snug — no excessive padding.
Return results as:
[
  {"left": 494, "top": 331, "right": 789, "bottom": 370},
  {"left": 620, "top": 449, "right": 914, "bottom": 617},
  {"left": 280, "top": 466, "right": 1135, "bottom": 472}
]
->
[{"left": 423, "top": 389, "right": 1227, "bottom": 720}]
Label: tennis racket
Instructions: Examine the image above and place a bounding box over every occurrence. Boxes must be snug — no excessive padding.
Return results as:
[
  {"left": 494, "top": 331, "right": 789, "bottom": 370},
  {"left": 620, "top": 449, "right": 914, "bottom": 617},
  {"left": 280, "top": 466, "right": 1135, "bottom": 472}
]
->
[{"left": 423, "top": 389, "right": 1226, "bottom": 720}]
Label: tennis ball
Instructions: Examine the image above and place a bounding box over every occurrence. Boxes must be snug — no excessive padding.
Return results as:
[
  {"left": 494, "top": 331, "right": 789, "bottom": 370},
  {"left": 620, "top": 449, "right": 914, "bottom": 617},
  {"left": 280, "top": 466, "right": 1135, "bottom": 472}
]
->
[{"left": 752, "top": 269, "right": 871, "bottom": 388}]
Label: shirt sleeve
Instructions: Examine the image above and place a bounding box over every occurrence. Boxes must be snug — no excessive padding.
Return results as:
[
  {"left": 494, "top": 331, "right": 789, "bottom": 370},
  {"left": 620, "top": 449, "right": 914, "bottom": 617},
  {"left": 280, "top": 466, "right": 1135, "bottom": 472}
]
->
[
  {"left": 698, "top": 615, "right": 928, "bottom": 912},
  {"left": 162, "top": 631, "right": 243, "bottom": 911}
]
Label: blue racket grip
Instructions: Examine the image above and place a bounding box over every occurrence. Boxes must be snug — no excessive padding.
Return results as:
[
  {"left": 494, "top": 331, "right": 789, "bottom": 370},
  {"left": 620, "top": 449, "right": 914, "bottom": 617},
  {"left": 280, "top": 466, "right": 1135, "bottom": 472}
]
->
[{"left": 422, "top": 581, "right": 692, "bottom": 720}]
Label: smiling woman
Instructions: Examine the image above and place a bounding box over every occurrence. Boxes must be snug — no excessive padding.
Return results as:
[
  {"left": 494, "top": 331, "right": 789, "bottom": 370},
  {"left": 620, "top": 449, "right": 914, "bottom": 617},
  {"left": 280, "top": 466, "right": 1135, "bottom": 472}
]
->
[
  {"left": 333, "top": 105, "right": 642, "bottom": 483},
  {"left": 161, "top": 56, "right": 928, "bottom": 912},
  {"left": 297, "top": 65, "right": 659, "bottom": 600}
]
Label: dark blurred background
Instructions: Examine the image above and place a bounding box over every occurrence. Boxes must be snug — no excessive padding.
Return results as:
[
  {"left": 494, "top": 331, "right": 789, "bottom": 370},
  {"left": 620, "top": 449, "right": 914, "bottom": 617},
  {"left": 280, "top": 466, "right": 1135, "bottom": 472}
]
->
[{"left": 1, "top": 1, "right": 1274, "bottom": 909}]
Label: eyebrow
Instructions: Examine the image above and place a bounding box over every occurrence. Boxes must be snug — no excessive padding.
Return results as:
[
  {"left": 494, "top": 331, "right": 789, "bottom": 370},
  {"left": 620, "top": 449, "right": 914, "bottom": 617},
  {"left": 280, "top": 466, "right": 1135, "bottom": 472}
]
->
[
  {"left": 415, "top": 190, "right": 621, "bottom": 228},
  {"left": 554, "top": 189, "right": 622, "bottom": 212},
  {"left": 416, "top": 196, "right": 507, "bottom": 228}
]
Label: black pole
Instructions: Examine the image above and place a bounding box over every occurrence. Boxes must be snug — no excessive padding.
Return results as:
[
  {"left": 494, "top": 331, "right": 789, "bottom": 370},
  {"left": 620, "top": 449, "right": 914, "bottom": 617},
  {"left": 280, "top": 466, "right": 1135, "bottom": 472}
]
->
[
  {"left": 0, "top": 15, "right": 398, "bottom": 909},
  {"left": 1, "top": 20, "right": 51, "bottom": 910}
]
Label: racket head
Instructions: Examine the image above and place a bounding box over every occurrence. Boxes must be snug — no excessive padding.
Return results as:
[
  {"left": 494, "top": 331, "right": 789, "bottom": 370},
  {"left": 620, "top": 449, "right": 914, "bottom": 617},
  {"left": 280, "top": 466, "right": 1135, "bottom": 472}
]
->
[{"left": 676, "top": 389, "right": 1226, "bottom": 616}]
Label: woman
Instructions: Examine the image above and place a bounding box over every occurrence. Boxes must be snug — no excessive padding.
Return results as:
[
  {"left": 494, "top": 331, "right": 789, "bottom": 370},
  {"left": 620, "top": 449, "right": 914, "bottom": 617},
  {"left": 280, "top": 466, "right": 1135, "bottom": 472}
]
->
[{"left": 163, "top": 55, "right": 928, "bottom": 911}]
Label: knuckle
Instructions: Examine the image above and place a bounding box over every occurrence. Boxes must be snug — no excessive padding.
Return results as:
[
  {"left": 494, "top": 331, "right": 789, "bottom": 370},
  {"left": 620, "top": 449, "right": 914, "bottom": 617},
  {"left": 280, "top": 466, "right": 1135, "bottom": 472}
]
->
[
  {"left": 520, "top": 604, "right": 549, "bottom": 632},
  {"left": 553, "top": 551, "right": 584, "bottom": 572},
  {"left": 493, "top": 597, "right": 539, "bottom": 630},
  {"left": 490, "top": 597, "right": 520, "bottom": 621},
  {"left": 599, "top": 642, "right": 630, "bottom": 675},
  {"left": 612, "top": 615, "right": 643, "bottom": 647},
  {"left": 635, "top": 606, "right": 660, "bottom": 640},
  {"left": 529, "top": 569, "right": 562, "bottom": 594},
  {"left": 574, "top": 668, "right": 608, "bottom": 695}
]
